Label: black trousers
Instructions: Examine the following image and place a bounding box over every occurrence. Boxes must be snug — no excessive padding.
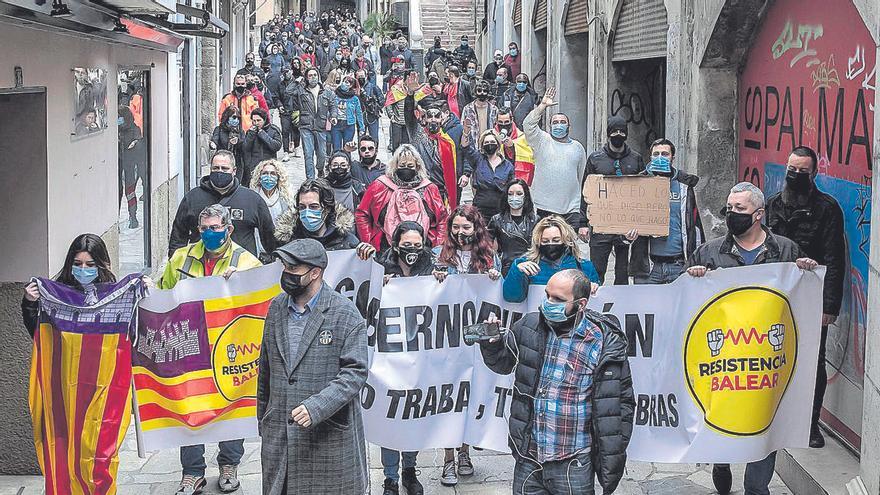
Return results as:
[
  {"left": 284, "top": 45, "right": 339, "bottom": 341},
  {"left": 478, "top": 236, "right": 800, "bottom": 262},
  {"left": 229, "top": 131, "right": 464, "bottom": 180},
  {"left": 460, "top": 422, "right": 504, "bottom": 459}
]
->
[
  {"left": 390, "top": 122, "right": 409, "bottom": 152},
  {"left": 280, "top": 115, "right": 300, "bottom": 152},
  {"left": 812, "top": 325, "right": 829, "bottom": 430},
  {"left": 589, "top": 233, "right": 631, "bottom": 285}
]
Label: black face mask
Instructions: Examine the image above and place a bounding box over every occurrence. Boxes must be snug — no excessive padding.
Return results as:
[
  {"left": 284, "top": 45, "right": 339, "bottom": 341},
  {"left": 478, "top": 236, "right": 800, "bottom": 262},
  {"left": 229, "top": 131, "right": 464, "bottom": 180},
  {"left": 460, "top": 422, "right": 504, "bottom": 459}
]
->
[
  {"left": 396, "top": 246, "right": 423, "bottom": 266},
  {"left": 426, "top": 123, "right": 441, "bottom": 134},
  {"left": 209, "top": 171, "right": 234, "bottom": 189},
  {"left": 245, "top": 60, "right": 254, "bottom": 67},
  {"left": 726, "top": 210, "right": 756, "bottom": 237},
  {"left": 497, "top": 123, "right": 512, "bottom": 133},
  {"left": 609, "top": 135, "right": 626, "bottom": 148},
  {"left": 455, "top": 233, "right": 474, "bottom": 247},
  {"left": 483, "top": 143, "right": 499, "bottom": 155},
  {"left": 475, "top": 92, "right": 490, "bottom": 101},
  {"left": 360, "top": 154, "right": 376, "bottom": 165},
  {"left": 395, "top": 168, "right": 417, "bottom": 182},
  {"left": 246, "top": 82, "right": 256, "bottom": 90},
  {"left": 357, "top": 77, "right": 367, "bottom": 86},
  {"left": 785, "top": 169, "right": 813, "bottom": 193},
  {"left": 281, "top": 270, "right": 313, "bottom": 296},
  {"left": 328, "top": 167, "right": 350, "bottom": 180},
  {"left": 539, "top": 243, "right": 567, "bottom": 261},
  {"left": 234, "top": 86, "right": 247, "bottom": 95}
]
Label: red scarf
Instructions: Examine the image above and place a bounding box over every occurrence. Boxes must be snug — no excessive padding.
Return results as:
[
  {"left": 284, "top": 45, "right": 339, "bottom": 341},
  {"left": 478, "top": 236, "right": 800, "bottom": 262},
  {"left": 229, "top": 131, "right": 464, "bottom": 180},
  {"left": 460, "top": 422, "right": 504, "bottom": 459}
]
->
[{"left": 428, "top": 130, "right": 459, "bottom": 209}]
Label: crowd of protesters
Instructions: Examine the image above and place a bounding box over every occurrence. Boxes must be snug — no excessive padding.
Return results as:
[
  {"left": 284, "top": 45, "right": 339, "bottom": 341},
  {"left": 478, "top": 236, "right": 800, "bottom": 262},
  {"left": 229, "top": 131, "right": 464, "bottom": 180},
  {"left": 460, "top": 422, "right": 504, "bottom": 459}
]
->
[{"left": 22, "top": 7, "right": 845, "bottom": 495}]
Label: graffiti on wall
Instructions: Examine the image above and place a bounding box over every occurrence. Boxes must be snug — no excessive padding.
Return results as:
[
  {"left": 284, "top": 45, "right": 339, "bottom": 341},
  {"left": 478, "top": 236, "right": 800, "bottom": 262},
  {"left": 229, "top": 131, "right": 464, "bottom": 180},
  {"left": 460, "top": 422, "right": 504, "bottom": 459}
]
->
[
  {"left": 610, "top": 63, "right": 666, "bottom": 154},
  {"left": 738, "top": 0, "right": 875, "bottom": 443}
]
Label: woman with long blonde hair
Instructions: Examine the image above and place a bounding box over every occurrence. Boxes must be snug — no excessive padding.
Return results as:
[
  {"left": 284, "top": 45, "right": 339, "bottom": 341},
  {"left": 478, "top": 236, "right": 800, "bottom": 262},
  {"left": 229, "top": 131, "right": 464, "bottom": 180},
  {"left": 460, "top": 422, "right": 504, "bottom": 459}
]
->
[
  {"left": 250, "top": 159, "right": 293, "bottom": 222},
  {"left": 503, "top": 215, "right": 600, "bottom": 302}
]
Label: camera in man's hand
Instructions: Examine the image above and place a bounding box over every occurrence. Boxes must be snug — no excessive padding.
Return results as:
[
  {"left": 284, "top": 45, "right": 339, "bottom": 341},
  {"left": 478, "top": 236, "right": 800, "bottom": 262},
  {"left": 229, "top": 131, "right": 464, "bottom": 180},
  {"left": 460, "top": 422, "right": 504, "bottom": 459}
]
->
[{"left": 463, "top": 321, "right": 501, "bottom": 345}]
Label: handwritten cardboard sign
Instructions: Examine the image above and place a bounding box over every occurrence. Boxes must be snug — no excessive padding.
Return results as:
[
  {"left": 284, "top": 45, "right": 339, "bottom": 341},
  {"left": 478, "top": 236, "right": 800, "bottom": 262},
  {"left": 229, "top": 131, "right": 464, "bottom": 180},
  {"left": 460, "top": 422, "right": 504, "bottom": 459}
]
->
[{"left": 582, "top": 175, "right": 670, "bottom": 236}]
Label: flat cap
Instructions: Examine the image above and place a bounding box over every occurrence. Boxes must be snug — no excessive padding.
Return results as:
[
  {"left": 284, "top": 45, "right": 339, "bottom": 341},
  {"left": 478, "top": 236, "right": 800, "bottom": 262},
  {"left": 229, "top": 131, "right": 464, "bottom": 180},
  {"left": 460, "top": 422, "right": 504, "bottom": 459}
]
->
[{"left": 273, "top": 239, "right": 328, "bottom": 268}]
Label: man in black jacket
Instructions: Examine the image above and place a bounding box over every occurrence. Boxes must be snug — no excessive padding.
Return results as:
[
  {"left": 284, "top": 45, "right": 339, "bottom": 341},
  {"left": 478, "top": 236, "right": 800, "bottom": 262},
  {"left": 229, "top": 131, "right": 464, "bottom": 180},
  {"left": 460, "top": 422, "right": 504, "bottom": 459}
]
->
[
  {"left": 479, "top": 269, "right": 635, "bottom": 495},
  {"left": 765, "top": 145, "right": 846, "bottom": 449},
  {"left": 687, "top": 181, "right": 818, "bottom": 495},
  {"left": 582, "top": 116, "right": 646, "bottom": 285},
  {"left": 452, "top": 35, "right": 477, "bottom": 71},
  {"left": 631, "top": 138, "right": 705, "bottom": 284},
  {"left": 169, "top": 150, "right": 276, "bottom": 259}
]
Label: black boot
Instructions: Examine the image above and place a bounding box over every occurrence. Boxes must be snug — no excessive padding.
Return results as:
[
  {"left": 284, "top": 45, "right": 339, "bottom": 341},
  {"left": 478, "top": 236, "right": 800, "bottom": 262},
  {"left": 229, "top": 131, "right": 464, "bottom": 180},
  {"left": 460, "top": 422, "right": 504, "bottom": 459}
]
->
[
  {"left": 400, "top": 467, "right": 423, "bottom": 495},
  {"left": 712, "top": 464, "right": 732, "bottom": 495},
  {"left": 382, "top": 478, "right": 399, "bottom": 495},
  {"left": 810, "top": 425, "right": 826, "bottom": 448}
]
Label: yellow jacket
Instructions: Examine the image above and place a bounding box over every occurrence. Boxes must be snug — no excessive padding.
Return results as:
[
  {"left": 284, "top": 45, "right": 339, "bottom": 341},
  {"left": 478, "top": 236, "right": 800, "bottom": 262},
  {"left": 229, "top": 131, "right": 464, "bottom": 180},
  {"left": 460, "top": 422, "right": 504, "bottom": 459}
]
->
[{"left": 159, "top": 240, "right": 262, "bottom": 290}]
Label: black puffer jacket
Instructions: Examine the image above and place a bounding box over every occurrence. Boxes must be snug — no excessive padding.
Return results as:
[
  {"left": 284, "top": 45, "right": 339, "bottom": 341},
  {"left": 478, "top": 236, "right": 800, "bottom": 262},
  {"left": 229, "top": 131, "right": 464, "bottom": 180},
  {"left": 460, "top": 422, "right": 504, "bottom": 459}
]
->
[
  {"left": 480, "top": 310, "right": 635, "bottom": 492},
  {"left": 488, "top": 212, "right": 539, "bottom": 276},
  {"left": 765, "top": 189, "right": 846, "bottom": 316}
]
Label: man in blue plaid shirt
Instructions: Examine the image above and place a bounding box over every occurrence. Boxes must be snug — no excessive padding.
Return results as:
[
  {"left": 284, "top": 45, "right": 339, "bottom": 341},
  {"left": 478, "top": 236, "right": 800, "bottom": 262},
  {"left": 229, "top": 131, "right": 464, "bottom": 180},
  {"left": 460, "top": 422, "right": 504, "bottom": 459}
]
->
[{"left": 480, "top": 269, "right": 635, "bottom": 494}]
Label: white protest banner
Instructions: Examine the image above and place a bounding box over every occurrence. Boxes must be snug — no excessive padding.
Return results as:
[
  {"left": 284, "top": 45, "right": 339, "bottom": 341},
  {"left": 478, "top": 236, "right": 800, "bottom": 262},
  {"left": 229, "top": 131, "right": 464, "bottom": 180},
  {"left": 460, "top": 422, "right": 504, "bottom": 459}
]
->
[
  {"left": 362, "top": 263, "right": 824, "bottom": 464},
  {"left": 134, "top": 250, "right": 383, "bottom": 451}
]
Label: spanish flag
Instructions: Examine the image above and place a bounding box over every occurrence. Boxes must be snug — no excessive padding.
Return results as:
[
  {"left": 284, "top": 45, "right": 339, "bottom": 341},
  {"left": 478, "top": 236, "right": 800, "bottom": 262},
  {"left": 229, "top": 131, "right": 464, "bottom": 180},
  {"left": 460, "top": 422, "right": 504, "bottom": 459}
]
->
[
  {"left": 384, "top": 81, "right": 435, "bottom": 108},
  {"left": 29, "top": 274, "right": 145, "bottom": 495},
  {"left": 498, "top": 124, "right": 535, "bottom": 185},
  {"left": 132, "top": 264, "right": 281, "bottom": 450}
]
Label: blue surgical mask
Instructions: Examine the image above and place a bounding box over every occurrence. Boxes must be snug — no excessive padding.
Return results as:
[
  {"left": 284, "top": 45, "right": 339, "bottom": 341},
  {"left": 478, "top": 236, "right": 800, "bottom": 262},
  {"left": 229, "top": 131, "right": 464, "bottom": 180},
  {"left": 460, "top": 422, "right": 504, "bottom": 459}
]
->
[
  {"left": 540, "top": 298, "right": 570, "bottom": 323},
  {"left": 507, "top": 194, "right": 525, "bottom": 210},
  {"left": 516, "top": 82, "right": 527, "bottom": 92},
  {"left": 340, "top": 82, "right": 351, "bottom": 91},
  {"left": 467, "top": 68, "right": 476, "bottom": 77},
  {"left": 510, "top": 49, "right": 518, "bottom": 57},
  {"left": 201, "top": 228, "right": 228, "bottom": 251},
  {"left": 647, "top": 156, "right": 672, "bottom": 175},
  {"left": 495, "top": 75, "right": 505, "bottom": 83},
  {"left": 72, "top": 265, "right": 99, "bottom": 285},
  {"left": 550, "top": 123, "right": 569, "bottom": 139},
  {"left": 117, "top": 117, "right": 125, "bottom": 126},
  {"left": 260, "top": 174, "right": 278, "bottom": 190},
  {"left": 299, "top": 208, "right": 324, "bottom": 232},
  {"left": 335, "top": 53, "right": 343, "bottom": 61},
  {"left": 228, "top": 117, "right": 240, "bottom": 127},
  {"left": 461, "top": 41, "right": 468, "bottom": 47}
]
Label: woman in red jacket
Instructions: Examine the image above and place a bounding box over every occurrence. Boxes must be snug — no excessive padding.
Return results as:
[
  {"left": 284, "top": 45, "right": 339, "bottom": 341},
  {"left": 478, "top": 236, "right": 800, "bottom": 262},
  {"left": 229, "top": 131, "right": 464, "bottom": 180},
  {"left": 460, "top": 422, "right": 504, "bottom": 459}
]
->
[{"left": 355, "top": 144, "right": 448, "bottom": 251}]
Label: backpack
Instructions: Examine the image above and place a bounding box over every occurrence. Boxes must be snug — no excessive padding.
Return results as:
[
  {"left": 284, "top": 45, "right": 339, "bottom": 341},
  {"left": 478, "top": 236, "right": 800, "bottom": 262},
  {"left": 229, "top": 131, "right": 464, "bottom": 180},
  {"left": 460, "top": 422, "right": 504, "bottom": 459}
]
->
[{"left": 377, "top": 175, "right": 432, "bottom": 244}]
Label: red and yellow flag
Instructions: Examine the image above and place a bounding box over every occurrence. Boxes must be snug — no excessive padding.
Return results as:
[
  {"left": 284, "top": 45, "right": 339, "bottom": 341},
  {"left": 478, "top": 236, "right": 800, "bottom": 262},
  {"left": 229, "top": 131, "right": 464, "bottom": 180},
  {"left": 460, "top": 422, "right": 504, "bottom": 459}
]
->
[
  {"left": 29, "top": 275, "right": 144, "bottom": 495},
  {"left": 132, "top": 265, "right": 281, "bottom": 450}
]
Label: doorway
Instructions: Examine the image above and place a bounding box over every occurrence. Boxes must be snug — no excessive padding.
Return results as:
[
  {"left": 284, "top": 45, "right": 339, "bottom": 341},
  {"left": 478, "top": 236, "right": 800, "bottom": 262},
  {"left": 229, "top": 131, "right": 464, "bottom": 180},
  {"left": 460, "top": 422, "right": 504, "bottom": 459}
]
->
[
  {"left": 0, "top": 88, "right": 49, "bottom": 281},
  {"left": 117, "top": 68, "right": 152, "bottom": 276}
]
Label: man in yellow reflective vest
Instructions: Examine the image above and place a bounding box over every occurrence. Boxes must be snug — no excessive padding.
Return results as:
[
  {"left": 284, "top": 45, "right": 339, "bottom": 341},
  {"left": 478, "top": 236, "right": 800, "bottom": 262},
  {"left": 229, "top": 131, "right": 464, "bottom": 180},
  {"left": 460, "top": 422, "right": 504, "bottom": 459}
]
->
[{"left": 159, "top": 203, "right": 262, "bottom": 494}]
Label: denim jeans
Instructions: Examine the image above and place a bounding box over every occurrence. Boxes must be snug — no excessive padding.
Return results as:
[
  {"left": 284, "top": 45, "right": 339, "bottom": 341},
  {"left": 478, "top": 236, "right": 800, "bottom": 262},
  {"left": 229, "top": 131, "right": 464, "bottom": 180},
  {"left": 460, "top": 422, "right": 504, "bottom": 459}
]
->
[
  {"left": 380, "top": 447, "right": 417, "bottom": 482},
  {"left": 512, "top": 453, "right": 594, "bottom": 495},
  {"left": 714, "top": 452, "right": 777, "bottom": 495},
  {"left": 180, "top": 440, "right": 245, "bottom": 477},
  {"left": 366, "top": 120, "right": 380, "bottom": 142},
  {"left": 634, "top": 259, "right": 686, "bottom": 284},
  {"left": 300, "top": 128, "right": 327, "bottom": 180},
  {"left": 331, "top": 123, "right": 356, "bottom": 152}
]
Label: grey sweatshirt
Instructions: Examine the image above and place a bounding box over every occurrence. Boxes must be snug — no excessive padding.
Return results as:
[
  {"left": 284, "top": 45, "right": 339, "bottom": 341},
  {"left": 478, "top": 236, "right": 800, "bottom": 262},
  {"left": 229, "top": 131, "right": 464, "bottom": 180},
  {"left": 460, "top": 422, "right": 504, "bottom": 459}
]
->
[{"left": 523, "top": 106, "right": 587, "bottom": 215}]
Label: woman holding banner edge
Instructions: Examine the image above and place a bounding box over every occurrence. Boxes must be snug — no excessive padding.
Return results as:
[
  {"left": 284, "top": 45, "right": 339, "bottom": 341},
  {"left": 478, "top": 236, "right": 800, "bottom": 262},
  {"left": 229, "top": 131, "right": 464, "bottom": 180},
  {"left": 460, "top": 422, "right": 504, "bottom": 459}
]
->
[{"left": 431, "top": 205, "right": 501, "bottom": 486}]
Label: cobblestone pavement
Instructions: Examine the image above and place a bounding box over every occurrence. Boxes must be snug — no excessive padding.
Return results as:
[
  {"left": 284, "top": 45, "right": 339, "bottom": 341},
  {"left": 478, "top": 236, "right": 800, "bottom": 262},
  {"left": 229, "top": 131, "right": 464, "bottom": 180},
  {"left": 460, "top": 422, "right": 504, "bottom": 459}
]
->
[{"left": 0, "top": 117, "right": 793, "bottom": 495}]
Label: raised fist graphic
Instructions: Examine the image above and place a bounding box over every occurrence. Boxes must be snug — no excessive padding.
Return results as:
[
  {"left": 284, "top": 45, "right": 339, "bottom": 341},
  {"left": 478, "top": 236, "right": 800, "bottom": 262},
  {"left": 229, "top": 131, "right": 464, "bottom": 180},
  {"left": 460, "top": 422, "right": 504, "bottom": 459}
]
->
[
  {"left": 768, "top": 324, "right": 784, "bottom": 352},
  {"left": 707, "top": 329, "right": 724, "bottom": 357},
  {"left": 227, "top": 343, "right": 237, "bottom": 363}
]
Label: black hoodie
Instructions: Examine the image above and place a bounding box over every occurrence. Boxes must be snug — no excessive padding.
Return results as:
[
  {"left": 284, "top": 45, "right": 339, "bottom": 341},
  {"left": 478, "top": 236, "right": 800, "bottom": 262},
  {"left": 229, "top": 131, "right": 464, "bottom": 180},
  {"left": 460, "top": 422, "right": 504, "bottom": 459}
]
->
[{"left": 168, "top": 175, "right": 276, "bottom": 258}]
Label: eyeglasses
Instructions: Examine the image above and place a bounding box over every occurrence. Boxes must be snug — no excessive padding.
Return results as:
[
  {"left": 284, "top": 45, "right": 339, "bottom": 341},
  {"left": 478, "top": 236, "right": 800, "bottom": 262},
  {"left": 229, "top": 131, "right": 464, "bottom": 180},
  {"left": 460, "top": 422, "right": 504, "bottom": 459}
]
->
[
  {"left": 359, "top": 146, "right": 375, "bottom": 151},
  {"left": 198, "top": 224, "right": 227, "bottom": 233}
]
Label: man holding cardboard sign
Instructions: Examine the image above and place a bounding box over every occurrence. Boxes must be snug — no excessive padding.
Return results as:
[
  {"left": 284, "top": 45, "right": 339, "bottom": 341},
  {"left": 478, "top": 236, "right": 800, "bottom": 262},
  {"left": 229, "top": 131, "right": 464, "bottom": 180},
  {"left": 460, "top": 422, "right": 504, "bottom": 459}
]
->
[{"left": 581, "top": 117, "right": 645, "bottom": 284}]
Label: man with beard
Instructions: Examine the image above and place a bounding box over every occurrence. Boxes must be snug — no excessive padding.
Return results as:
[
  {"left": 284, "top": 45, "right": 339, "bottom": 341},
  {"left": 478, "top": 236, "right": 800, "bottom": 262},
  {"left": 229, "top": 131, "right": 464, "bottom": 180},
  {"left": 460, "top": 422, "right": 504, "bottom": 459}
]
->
[
  {"left": 629, "top": 139, "right": 706, "bottom": 284},
  {"left": 765, "top": 145, "right": 846, "bottom": 450},
  {"left": 351, "top": 135, "right": 387, "bottom": 185},
  {"left": 236, "top": 52, "right": 265, "bottom": 79}
]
